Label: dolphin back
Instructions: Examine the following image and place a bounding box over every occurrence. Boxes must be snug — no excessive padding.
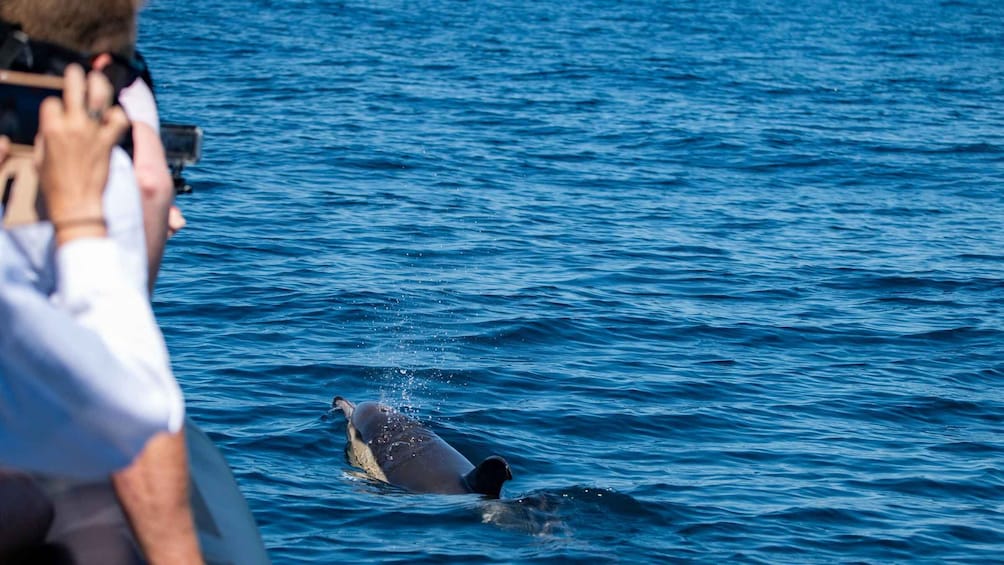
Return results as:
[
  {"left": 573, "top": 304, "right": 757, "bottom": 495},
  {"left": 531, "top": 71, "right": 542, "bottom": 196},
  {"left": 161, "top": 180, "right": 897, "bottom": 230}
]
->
[
  {"left": 333, "top": 399, "right": 488, "bottom": 494},
  {"left": 357, "top": 402, "right": 477, "bottom": 494}
]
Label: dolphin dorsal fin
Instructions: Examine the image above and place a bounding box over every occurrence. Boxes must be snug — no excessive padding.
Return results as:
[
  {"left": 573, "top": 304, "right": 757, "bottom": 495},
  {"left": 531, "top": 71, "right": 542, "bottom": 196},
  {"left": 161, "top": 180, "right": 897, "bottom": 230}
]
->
[{"left": 463, "top": 455, "right": 512, "bottom": 498}]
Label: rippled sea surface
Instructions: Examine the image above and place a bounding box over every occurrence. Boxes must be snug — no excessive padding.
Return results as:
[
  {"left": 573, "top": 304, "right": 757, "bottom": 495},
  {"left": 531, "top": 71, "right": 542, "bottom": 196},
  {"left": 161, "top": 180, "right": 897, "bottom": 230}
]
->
[{"left": 141, "top": 0, "right": 1003, "bottom": 562}]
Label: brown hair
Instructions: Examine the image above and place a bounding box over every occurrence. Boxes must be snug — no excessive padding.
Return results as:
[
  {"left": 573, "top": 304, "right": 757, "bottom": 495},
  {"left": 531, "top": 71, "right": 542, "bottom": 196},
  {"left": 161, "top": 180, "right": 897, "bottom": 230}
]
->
[{"left": 0, "top": 0, "right": 143, "bottom": 55}]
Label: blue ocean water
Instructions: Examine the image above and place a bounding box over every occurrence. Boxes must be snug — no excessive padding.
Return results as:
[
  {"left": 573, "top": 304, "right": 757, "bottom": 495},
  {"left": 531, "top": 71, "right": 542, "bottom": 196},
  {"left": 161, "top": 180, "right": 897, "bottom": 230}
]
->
[{"left": 141, "top": 0, "right": 1002, "bottom": 562}]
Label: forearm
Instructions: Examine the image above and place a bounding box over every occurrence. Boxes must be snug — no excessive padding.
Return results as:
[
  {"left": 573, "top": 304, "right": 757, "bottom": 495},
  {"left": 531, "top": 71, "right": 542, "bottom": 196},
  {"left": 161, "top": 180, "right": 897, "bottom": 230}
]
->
[
  {"left": 131, "top": 122, "right": 174, "bottom": 291},
  {"left": 113, "top": 430, "right": 203, "bottom": 565}
]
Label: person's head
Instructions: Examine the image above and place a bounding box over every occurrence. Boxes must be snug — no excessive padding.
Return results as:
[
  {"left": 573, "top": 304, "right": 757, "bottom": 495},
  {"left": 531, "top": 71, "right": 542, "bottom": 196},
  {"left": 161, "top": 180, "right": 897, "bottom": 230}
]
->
[{"left": 0, "top": 0, "right": 143, "bottom": 57}]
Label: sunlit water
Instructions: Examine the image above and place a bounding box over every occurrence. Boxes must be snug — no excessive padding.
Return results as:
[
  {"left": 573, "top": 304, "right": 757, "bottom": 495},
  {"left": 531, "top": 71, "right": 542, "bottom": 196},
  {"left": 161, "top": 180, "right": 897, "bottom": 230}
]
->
[{"left": 141, "top": 0, "right": 1002, "bottom": 562}]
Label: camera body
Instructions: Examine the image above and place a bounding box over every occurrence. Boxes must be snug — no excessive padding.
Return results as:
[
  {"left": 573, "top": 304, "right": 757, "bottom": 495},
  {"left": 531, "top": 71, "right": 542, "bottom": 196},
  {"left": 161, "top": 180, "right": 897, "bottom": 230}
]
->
[
  {"left": 160, "top": 123, "right": 202, "bottom": 195},
  {"left": 0, "top": 69, "right": 62, "bottom": 146},
  {"left": 160, "top": 123, "right": 202, "bottom": 167},
  {"left": 0, "top": 70, "right": 58, "bottom": 226},
  {"left": 0, "top": 69, "right": 205, "bottom": 226}
]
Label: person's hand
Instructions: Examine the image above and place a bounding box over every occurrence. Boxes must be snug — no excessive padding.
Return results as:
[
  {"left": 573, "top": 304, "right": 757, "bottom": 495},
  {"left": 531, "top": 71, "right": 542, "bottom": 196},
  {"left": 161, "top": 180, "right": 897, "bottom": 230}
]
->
[
  {"left": 167, "top": 205, "right": 186, "bottom": 238},
  {"left": 35, "top": 64, "right": 130, "bottom": 246}
]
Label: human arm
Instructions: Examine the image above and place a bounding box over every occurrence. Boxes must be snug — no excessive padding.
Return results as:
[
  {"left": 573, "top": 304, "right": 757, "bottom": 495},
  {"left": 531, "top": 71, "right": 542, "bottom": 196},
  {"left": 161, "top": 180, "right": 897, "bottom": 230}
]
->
[
  {"left": 113, "top": 73, "right": 204, "bottom": 565},
  {"left": 112, "top": 431, "right": 203, "bottom": 565},
  {"left": 132, "top": 120, "right": 173, "bottom": 290},
  {"left": 0, "top": 236, "right": 183, "bottom": 477},
  {"left": 0, "top": 65, "right": 184, "bottom": 478},
  {"left": 117, "top": 77, "right": 176, "bottom": 291}
]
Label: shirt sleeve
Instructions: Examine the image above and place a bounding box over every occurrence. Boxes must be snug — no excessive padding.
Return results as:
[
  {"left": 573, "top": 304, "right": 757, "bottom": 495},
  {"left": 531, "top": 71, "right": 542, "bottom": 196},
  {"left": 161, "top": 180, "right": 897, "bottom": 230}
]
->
[
  {"left": 117, "top": 79, "right": 160, "bottom": 133},
  {"left": 0, "top": 234, "right": 184, "bottom": 479}
]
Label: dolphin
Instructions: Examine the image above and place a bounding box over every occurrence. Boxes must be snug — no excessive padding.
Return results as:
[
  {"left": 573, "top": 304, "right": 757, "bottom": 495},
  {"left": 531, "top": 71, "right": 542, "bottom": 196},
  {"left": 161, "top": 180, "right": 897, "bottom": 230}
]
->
[{"left": 332, "top": 397, "right": 512, "bottom": 498}]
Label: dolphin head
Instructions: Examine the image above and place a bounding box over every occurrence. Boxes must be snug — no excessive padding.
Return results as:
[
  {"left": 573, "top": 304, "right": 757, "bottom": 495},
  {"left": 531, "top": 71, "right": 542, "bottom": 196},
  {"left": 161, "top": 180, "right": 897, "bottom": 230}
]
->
[
  {"left": 331, "top": 396, "right": 391, "bottom": 482},
  {"left": 463, "top": 455, "right": 512, "bottom": 498}
]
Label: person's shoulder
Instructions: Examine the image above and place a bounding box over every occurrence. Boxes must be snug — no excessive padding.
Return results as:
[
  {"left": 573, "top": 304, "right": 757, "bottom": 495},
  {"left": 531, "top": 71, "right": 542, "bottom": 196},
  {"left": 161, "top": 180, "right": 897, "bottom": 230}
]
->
[{"left": 118, "top": 79, "right": 159, "bottom": 132}]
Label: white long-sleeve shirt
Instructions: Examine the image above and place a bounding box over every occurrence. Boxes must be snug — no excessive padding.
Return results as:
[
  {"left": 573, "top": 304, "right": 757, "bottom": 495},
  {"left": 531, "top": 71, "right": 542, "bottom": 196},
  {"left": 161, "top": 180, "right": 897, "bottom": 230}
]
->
[{"left": 0, "top": 148, "right": 184, "bottom": 478}]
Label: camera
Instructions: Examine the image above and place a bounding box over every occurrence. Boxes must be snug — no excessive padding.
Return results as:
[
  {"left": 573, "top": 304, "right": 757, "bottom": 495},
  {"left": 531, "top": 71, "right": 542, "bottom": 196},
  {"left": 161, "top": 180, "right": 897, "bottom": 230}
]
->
[
  {"left": 0, "top": 69, "right": 62, "bottom": 147},
  {"left": 0, "top": 70, "right": 59, "bottom": 226},
  {"left": 160, "top": 123, "right": 202, "bottom": 195},
  {"left": 161, "top": 123, "right": 202, "bottom": 167},
  {"left": 0, "top": 69, "right": 204, "bottom": 225}
]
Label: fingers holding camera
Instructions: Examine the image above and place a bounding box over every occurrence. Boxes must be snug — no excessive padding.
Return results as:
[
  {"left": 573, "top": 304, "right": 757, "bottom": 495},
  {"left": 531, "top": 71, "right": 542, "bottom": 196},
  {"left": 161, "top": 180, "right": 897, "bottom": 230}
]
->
[
  {"left": 85, "top": 65, "right": 113, "bottom": 124},
  {"left": 60, "top": 63, "right": 87, "bottom": 116},
  {"left": 36, "top": 64, "right": 130, "bottom": 246}
]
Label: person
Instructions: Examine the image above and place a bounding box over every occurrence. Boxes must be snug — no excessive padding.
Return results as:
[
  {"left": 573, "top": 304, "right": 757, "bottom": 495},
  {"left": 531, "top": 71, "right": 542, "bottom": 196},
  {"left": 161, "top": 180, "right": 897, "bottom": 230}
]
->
[
  {"left": 0, "top": 64, "right": 184, "bottom": 557},
  {"left": 0, "top": 0, "right": 183, "bottom": 291},
  {"left": 0, "top": 1, "right": 203, "bottom": 562}
]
